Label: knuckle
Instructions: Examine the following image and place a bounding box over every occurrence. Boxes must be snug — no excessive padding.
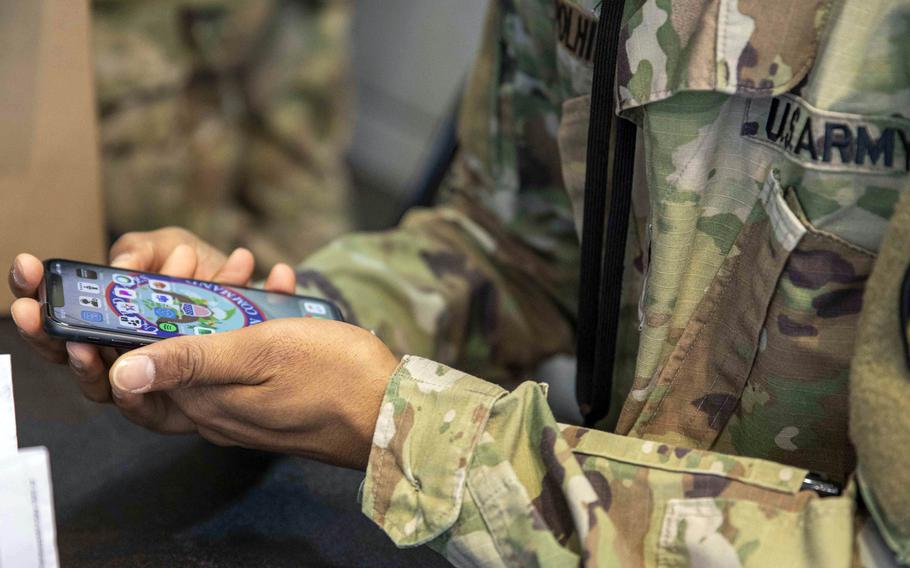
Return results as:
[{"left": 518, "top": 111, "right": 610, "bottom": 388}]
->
[
  {"left": 348, "top": 325, "right": 385, "bottom": 358},
  {"left": 111, "top": 231, "right": 142, "bottom": 252},
  {"left": 158, "top": 226, "right": 195, "bottom": 245},
  {"left": 247, "top": 326, "right": 299, "bottom": 378},
  {"left": 70, "top": 365, "right": 93, "bottom": 383},
  {"left": 115, "top": 403, "right": 156, "bottom": 432},
  {"left": 42, "top": 346, "right": 68, "bottom": 365},
  {"left": 167, "top": 341, "right": 206, "bottom": 387},
  {"left": 158, "top": 226, "right": 186, "bottom": 237},
  {"left": 82, "top": 386, "right": 110, "bottom": 404}
]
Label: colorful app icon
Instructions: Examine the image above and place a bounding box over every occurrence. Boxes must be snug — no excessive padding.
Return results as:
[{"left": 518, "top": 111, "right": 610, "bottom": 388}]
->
[
  {"left": 194, "top": 327, "right": 216, "bottom": 335},
  {"left": 77, "top": 282, "right": 100, "bottom": 294},
  {"left": 181, "top": 303, "right": 212, "bottom": 318},
  {"left": 81, "top": 310, "right": 103, "bottom": 323},
  {"left": 112, "top": 274, "right": 136, "bottom": 287},
  {"left": 118, "top": 315, "right": 142, "bottom": 329},
  {"left": 158, "top": 322, "right": 178, "bottom": 333},
  {"left": 154, "top": 307, "right": 177, "bottom": 319},
  {"left": 114, "top": 287, "right": 137, "bottom": 300},
  {"left": 153, "top": 293, "right": 175, "bottom": 305},
  {"left": 303, "top": 301, "right": 328, "bottom": 316},
  {"left": 118, "top": 301, "right": 139, "bottom": 314},
  {"left": 79, "top": 296, "right": 101, "bottom": 309},
  {"left": 76, "top": 268, "right": 98, "bottom": 280},
  {"left": 148, "top": 279, "right": 171, "bottom": 292}
]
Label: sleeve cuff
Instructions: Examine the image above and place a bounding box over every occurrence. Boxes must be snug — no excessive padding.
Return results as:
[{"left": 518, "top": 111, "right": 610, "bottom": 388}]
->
[{"left": 360, "top": 356, "right": 507, "bottom": 547}]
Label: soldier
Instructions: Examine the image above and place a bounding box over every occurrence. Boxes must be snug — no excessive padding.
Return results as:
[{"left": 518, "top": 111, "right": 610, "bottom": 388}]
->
[
  {"left": 9, "top": 0, "right": 909, "bottom": 565},
  {"left": 93, "top": 0, "right": 353, "bottom": 274}
]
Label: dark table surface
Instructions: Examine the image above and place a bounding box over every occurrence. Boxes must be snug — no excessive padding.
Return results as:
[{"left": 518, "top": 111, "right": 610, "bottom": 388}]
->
[{"left": 2, "top": 318, "right": 447, "bottom": 567}]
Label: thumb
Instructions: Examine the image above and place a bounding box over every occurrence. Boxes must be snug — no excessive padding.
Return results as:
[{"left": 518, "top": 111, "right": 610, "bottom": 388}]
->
[{"left": 110, "top": 331, "right": 263, "bottom": 395}]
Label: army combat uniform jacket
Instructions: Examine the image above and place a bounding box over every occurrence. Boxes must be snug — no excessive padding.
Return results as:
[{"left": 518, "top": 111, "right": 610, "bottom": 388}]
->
[{"left": 296, "top": 0, "right": 910, "bottom": 565}]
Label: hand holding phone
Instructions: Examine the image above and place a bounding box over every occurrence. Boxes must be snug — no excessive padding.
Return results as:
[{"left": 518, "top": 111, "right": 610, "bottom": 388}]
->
[
  {"left": 8, "top": 228, "right": 297, "bottom": 403},
  {"left": 11, "top": 245, "right": 397, "bottom": 470},
  {"left": 106, "top": 317, "right": 397, "bottom": 469}
]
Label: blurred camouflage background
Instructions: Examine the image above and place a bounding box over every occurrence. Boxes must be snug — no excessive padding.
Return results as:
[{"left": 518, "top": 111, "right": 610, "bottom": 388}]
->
[
  {"left": 92, "top": 0, "right": 486, "bottom": 277},
  {"left": 93, "top": 0, "right": 354, "bottom": 275}
]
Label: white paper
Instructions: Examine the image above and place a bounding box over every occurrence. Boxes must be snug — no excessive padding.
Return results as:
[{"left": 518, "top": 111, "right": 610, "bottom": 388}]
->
[
  {"left": 0, "top": 355, "right": 17, "bottom": 455},
  {"left": 0, "top": 355, "right": 60, "bottom": 568},
  {"left": 0, "top": 447, "right": 59, "bottom": 568}
]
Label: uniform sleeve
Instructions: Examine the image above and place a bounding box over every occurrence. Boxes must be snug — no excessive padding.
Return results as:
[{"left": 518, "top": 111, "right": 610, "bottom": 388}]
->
[
  {"left": 294, "top": 203, "right": 577, "bottom": 386},
  {"left": 292, "top": 0, "right": 580, "bottom": 385},
  {"left": 361, "top": 356, "right": 891, "bottom": 567}
]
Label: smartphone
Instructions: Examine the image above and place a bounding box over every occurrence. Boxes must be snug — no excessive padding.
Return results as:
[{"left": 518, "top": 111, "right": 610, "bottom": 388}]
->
[{"left": 40, "top": 258, "right": 344, "bottom": 347}]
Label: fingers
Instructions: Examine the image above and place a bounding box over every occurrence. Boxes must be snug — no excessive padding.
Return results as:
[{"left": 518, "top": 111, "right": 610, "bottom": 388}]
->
[
  {"left": 213, "top": 248, "right": 255, "bottom": 285},
  {"left": 109, "top": 327, "right": 268, "bottom": 396},
  {"left": 109, "top": 227, "right": 197, "bottom": 273},
  {"left": 10, "top": 255, "right": 114, "bottom": 394},
  {"left": 98, "top": 346, "right": 122, "bottom": 368},
  {"left": 168, "top": 387, "right": 270, "bottom": 449},
  {"left": 110, "top": 226, "right": 229, "bottom": 278},
  {"left": 109, "top": 235, "right": 157, "bottom": 271},
  {"left": 9, "top": 254, "right": 44, "bottom": 299},
  {"left": 264, "top": 263, "right": 296, "bottom": 294},
  {"left": 109, "top": 229, "right": 253, "bottom": 285},
  {"left": 159, "top": 243, "right": 198, "bottom": 278},
  {"left": 66, "top": 342, "right": 111, "bottom": 403},
  {"left": 113, "top": 391, "right": 196, "bottom": 434},
  {"left": 10, "top": 298, "right": 66, "bottom": 364}
]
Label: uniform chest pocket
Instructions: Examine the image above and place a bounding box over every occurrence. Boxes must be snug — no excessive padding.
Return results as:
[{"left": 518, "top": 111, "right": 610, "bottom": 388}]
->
[
  {"left": 624, "top": 170, "right": 875, "bottom": 481},
  {"left": 712, "top": 198, "right": 875, "bottom": 481}
]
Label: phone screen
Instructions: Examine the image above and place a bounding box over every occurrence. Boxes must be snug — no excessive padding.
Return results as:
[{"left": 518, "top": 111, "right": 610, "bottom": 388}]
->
[{"left": 47, "top": 259, "right": 342, "bottom": 339}]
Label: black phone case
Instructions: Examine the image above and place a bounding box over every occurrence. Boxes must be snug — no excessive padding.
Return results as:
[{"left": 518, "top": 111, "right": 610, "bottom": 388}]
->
[{"left": 41, "top": 258, "right": 344, "bottom": 348}]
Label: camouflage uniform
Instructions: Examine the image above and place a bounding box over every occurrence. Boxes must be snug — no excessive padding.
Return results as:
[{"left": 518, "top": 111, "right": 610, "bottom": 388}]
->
[
  {"left": 294, "top": 0, "right": 909, "bottom": 564},
  {"left": 93, "top": 0, "right": 353, "bottom": 274}
]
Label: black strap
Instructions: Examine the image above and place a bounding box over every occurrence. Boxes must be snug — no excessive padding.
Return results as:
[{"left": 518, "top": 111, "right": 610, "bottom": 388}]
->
[
  {"left": 575, "top": 0, "right": 636, "bottom": 426},
  {"left": 588, "top": 119, "right": 636, "bottom": 425}
]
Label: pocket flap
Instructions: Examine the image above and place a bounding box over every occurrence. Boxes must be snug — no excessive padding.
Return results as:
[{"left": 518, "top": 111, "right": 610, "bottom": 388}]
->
[{"left": 618, "top": 0, "right": 831, "bottom": 111}]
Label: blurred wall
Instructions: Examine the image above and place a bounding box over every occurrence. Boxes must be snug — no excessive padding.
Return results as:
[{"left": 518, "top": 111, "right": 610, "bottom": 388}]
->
[{"left": 348, "top": 0, "right": 488, "bottom": 197}]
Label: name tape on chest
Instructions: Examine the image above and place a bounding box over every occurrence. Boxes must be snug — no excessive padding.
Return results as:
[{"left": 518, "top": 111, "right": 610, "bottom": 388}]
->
[
  {"left": 741, "top": 93, "right": 910, "bottom": 175},
  {"left": 555, "top": 0, "right": 599, "bottom": 64}
]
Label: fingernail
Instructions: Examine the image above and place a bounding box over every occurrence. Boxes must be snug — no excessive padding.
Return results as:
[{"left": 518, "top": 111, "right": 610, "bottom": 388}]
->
[
  {"left": 66, "top": 345, "right": 84, "bottom": 372},
  {"left": 112, "top": 355, "right": 155, "bottom": 393},
  {"left": 10, "top": 258, "right": 27, "bottom": 289},
  {"left": 111, "top": 253, "right": 134, "bottom": 268},
  {"left": 10, "top": 305, "right": 26, "bottom": 333}
]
